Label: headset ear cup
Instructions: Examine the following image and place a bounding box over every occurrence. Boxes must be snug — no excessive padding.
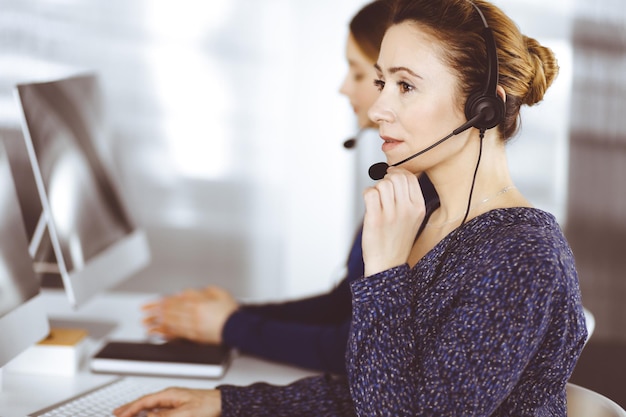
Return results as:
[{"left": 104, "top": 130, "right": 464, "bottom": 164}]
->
[{"left": 464, "top": 91, "right": 505, "bottom": 130}]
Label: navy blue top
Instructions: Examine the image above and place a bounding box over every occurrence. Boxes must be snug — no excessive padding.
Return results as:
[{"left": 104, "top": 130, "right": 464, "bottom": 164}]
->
[
  {"left": 221, "top": 226, "right": 361, "bottom": 374},
  {"left": 219, "top": 208, "right": 587, "bottom": 416},
  {"left": 221, "top": 174, "right": 439, "bottom": 374}
]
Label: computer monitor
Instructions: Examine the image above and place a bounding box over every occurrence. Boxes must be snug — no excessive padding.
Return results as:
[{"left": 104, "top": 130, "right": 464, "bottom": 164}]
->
[
  {"left": 13, "top": 73, "right": 150, "bottom": 308},
  {"left": 0, "top": 138, "right": 50, "bottom": 369}
]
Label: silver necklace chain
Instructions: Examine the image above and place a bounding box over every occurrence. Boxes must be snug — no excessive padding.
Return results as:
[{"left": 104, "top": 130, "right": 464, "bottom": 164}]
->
[{"left": 425, "top": 185, "right": 516, "bottom": 228}]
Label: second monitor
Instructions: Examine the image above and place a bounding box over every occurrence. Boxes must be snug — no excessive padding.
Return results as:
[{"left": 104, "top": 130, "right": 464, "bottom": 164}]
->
[
  {"left": 13, "top": 73, "right": 150, "bottom": 308},
  {"left": 0, "top": 138, "right": 50, "bottom": 370}
]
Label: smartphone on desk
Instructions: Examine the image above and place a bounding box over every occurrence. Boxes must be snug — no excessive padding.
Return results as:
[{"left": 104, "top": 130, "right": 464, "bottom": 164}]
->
[{"left": 90, "top": 339, "right": 232, "bottom": 379}]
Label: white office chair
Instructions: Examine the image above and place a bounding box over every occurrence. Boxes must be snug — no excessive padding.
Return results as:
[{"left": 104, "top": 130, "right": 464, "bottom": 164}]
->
[
  {"left": 567, "top": 383, "right": 626, "bottom": 417},
  {"left": 583, "top": 307, "right": 596, "bottom": 344}
]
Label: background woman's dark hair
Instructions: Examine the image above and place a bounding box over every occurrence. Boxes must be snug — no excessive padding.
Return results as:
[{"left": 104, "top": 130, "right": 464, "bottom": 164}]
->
[
  {"left": 389, "top": 0, "right": 559, "bottom": 141},
  {"left": 349, "top": 0, "right": 393, "bottom": 62}
]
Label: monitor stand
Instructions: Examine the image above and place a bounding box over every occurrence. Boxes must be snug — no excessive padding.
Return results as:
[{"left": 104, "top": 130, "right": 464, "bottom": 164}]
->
[{"left": 29, "top": 213, "right": 64, "bottom": 289}]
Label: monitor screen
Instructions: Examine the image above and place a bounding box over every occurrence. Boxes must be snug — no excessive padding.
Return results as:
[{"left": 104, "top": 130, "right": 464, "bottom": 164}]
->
[
  {"left": 1, "top": 127, "right": 58, "bottom": 285},
  {"left": 0, "top": 138, "right": 49, "bottom": 368},
  {"left": 13, "top": 73, "right": 150, "bottom": 308}
]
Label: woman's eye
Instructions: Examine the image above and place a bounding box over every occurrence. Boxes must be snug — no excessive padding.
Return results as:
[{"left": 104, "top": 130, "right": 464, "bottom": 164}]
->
[
  {"left": 398, "top": 81, "right": 414, "bottom": 93},
  {"left": 373, "top": 79, "right": 385, "bottom": 91}
]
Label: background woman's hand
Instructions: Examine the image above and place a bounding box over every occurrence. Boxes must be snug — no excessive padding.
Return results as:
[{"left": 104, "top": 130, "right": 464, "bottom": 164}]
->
[
  {"left": 113, "top": 387, "right": 221, "bottom": 417},
  {"left": 142, "top": 286, "right": 239, "bottom": 344},
  {"left": 362, "top": 167, "right": 426, "bottom": 277}
]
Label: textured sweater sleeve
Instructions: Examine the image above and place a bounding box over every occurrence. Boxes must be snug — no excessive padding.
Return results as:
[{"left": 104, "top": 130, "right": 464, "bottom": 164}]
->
[
  {"left": 348, "top": 238, "right": 566, "bottom": 416},
  {"left": 219, "top": 374, "right": 355, "bottom": 417}
]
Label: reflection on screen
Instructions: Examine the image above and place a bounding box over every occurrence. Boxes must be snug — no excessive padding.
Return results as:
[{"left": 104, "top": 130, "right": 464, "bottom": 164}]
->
[{"left": 17, "top": 75, "right": 133, "bottom": 274}]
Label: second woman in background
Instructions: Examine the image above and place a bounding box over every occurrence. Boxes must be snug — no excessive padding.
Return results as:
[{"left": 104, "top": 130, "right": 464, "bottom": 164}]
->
[{"left": 141, "top": 0, "right": 437, "bottom": 375}]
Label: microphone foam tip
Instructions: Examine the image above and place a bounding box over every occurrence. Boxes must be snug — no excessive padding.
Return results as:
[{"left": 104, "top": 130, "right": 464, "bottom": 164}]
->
[{"left": 368, "top": 162, "right": 389, "bottom": 180}]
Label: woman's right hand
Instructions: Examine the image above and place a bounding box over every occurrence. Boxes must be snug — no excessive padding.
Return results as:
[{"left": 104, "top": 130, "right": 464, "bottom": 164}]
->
[
  {"left": 142, "top": 286, "right": 240, "bottom": 345},
  {"left": 362, "top": 167, "right": 426, "bottom": 277},
  {"left": 114, "top": 387, "right": 221, "bottom": 417}
]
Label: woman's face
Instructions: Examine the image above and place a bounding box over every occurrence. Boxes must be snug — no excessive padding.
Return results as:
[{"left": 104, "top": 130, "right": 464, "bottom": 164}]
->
[
  {"left": 368, "top": 22, "right": 466, "bottom": 171},
  {"left": 339, "top": 33, "right": 380, "bottom": 129}
]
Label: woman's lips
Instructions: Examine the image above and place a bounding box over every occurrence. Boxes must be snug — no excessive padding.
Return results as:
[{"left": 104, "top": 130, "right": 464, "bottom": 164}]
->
[{"left": 381, "top": 136, "right": 403, "bottom": 152}]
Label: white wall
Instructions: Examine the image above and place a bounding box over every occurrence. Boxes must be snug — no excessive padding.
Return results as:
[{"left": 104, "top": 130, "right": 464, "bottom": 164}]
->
[{"left": 490, "top": 0, "right": 574, "bottom": 224}]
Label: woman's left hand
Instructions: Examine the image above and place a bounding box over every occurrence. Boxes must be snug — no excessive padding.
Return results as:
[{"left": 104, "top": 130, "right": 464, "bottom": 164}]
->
[
  {"left": 362, "top": 167, "right": 426, "bottom": 276},
  {"left": 113, "top": 387, "right": 221, "bottom": 417}
]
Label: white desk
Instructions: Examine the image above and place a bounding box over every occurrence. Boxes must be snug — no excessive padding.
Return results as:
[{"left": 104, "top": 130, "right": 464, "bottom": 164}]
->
[{"left": 0, "top": 289, "right": 317, "bottom": 417}]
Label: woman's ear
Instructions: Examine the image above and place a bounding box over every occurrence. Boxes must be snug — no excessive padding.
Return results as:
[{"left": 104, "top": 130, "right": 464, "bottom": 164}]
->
[{"left": 496, "top": 85, "right": 506, "bottom": 103}]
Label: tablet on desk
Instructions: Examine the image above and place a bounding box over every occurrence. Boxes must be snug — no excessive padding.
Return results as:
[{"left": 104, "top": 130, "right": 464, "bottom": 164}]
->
[{"left": 90, "top": 339, "right": 232, "bottom": 379}]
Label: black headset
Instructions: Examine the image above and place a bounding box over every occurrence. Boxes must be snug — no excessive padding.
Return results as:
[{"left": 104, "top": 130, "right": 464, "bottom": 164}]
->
[
  {"left": 366, "top": 1, "right": 507, "bottom": 184},
  {"left": 464, "top": 1, "right": 505, "bottom": 131}
]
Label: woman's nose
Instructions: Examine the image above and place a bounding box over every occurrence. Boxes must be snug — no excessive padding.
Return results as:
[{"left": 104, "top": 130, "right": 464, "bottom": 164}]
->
[
  {"left": 367, "top": 95, "right": 394, "bottom": 125},
  {"left": 338, "top": 75, "right": 350, "bottom": 96}
]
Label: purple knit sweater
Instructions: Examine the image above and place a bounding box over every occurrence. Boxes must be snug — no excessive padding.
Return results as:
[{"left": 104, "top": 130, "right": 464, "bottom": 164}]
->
[{"left": 219, "top": 208, "right": 587, "bottom": 416}]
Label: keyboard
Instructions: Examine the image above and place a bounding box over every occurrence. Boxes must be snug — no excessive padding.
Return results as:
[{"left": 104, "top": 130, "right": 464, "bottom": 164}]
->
[{"left": 29, "top": 377, "right": 170, "bottom": 416}]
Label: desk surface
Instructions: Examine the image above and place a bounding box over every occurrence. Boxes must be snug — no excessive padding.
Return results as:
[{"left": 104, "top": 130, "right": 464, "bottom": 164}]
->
[{"left": 0, "top": 290, "right": 316, "bottom": 417}]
